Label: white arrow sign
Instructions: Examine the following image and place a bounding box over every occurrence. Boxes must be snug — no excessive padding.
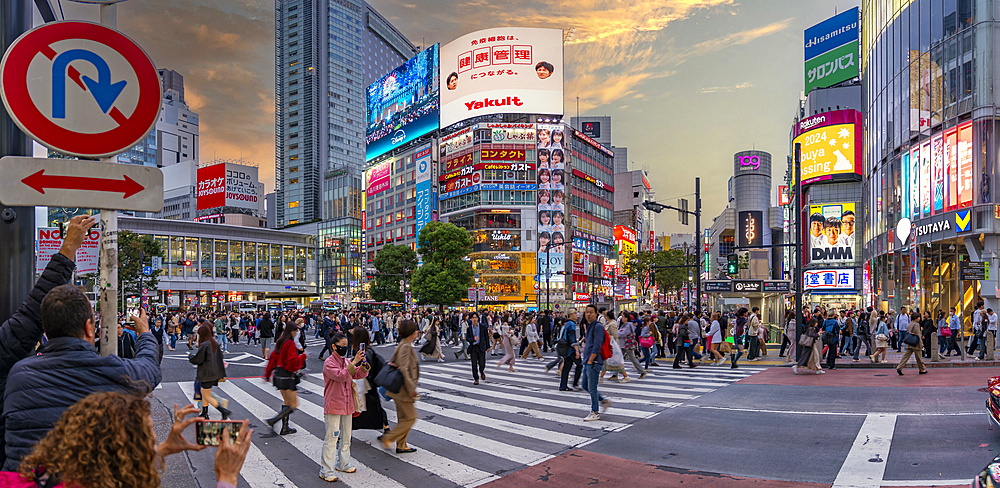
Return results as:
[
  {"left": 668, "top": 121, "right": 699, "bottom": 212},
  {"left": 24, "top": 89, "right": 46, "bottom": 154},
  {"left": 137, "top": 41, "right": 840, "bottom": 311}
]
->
[{"left": 0, "top": 156, "right": 163, "bottom": 212}]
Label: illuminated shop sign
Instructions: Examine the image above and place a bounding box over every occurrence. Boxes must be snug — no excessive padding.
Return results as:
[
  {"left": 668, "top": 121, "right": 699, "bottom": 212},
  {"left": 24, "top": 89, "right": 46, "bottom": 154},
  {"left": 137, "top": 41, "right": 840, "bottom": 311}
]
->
[{"left": 572, "top": 168, "right": 613, "bottom": 192}]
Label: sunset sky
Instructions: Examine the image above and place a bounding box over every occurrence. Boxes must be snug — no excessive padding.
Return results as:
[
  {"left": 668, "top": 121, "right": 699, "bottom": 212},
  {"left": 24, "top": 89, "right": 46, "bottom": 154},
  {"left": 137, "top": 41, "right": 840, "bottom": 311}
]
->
[{"left": 50, "top": 0, "right": 860, "bottom": 235}]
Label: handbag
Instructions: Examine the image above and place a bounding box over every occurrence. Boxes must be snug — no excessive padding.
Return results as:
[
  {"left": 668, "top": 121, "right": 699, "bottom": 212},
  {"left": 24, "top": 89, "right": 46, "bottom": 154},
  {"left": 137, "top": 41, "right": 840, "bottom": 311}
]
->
[
  {"left": 940, "top": 326, "right": 952, "bottom": 337},
  {"left": 351, "top": 378, "right": 366, "bottom": 414},
  {"left": 902, "top": 332, "right": 920, "bottom": 347},
  {"left": 798, "top": 334, "right": 815, "bottom": 347},
  {"left": 719, "top": 341, "right": 733, "bottom": 354},
  {"left": 639, "top": 336, "right": 655, "bottom": 348},
  {"left": 373, "top": 364, "right": 404, "bottom": 394}
]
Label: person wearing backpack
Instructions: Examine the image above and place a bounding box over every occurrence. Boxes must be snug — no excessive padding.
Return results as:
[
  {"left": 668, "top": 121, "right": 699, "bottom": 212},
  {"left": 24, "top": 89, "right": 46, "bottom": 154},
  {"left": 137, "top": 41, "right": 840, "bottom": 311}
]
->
[
  {"left": 822, "top": 310, "right": 841, "bottom": 370},
  {"left": 580, "top": 305, "right": 611, "bottom": 422}
]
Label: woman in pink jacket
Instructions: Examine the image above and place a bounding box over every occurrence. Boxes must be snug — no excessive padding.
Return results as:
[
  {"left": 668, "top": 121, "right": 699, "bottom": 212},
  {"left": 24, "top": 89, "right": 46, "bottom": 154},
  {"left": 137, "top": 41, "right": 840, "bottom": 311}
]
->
[{"left": 320, "top": 332, "right": 369, "bottom": 482}]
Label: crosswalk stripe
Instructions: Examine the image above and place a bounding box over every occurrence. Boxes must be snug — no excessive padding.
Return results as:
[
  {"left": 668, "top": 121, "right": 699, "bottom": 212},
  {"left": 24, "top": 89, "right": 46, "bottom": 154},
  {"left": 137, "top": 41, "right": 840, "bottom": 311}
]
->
[
  {"left": 474, "top": 360, "right": 766, "bottom": 386},
  {"left": 211, "top": 380, "right": 408, "bottom": 488},
  {"left": 169, "top": 383, "right": 301, "bottom": 488},
  {"left": 243, "top": 378, "right": 498, "bottom": 486},
  {"left": 416, "top": 377, "right": 654, "bottom": 418},
  {"left": 292, "top": 376, "right": 588, "bottom": 446},
  {"left": 290, "top": 377, "right": 551, "bottom": 465},
  {"left": 418, "top": 362, "right": 710, "bottom": 399}
]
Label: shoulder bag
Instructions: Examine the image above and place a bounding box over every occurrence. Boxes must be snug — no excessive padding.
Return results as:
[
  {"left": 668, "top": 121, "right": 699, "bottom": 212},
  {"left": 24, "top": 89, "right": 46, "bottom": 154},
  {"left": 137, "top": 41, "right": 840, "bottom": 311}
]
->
[
  {"left": 798, "top": 333, "right": 815, "bottom": 347},
  {"left": 901, "top": 331, "right": 920, "bottom": 347},
  {"left": 373, "top": 363, "right": 404, "bottom": 394}
]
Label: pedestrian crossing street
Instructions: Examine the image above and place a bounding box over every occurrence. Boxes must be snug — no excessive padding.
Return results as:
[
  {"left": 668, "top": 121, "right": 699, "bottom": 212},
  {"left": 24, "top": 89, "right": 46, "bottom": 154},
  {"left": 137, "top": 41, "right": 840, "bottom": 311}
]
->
[{"left": 153, "top": 354, "right": 767, "bottom": 488}]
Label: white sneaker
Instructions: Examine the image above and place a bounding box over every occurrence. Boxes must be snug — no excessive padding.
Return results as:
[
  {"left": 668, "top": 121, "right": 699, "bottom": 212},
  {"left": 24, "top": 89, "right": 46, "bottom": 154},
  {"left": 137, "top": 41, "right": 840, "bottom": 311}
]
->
[
  {"left": 583, "top": 412, "right": 600, "bottom": 422},
  {"left": 791, "top": 365, "right": 798, "bottom": 374},
  {"left": 437, "top": 358, "right": 445, "bottom": 362},
  {"left": 600, "top": 399, "right": 612, "bottom": 413}
]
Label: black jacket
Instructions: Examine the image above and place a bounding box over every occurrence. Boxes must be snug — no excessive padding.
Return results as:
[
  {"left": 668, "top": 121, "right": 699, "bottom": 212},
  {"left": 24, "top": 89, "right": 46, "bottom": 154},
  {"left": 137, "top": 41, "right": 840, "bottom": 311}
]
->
[
  {"left": 0, "top": 253, "right": 75, "bottom": 468},
  {"left": 465, "top": 320, "right": 490, "bottom": 351},
  {"left": 3, "top": 333, "right": 160, "bottom": 470},
  {"left": 189, "top": 341, "right": 225, "bottom": 382}
]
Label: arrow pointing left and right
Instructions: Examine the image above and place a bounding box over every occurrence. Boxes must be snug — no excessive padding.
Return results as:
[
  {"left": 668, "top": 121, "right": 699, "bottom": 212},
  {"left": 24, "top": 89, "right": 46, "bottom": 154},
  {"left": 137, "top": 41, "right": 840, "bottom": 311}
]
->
[{"left": 0, "top": 156, "right": 163, "bottom": 212}]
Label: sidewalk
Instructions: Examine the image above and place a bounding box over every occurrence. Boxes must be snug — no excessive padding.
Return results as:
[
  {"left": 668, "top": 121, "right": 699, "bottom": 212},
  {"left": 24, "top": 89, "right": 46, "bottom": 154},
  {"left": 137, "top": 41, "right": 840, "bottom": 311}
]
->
[{"left": 681, "top": 344, "right": 1000, "bottom": 368}]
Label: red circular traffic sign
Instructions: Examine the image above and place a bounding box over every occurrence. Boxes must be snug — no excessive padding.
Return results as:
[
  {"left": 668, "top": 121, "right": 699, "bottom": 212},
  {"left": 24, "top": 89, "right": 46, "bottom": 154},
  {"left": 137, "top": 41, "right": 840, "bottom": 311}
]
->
[{"left": 0, "top": 21, "right": 161, "bottom": 158}]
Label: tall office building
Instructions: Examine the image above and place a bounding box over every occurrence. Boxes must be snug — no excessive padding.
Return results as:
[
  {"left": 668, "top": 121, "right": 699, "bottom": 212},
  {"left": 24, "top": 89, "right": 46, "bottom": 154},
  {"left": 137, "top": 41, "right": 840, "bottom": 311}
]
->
[{"left": 275, "top": 0, "right": 416, "bottom": 299}]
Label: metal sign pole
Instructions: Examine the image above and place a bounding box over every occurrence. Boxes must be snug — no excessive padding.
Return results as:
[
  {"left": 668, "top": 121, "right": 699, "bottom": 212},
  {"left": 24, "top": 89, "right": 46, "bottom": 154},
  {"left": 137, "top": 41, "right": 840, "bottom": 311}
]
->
[
  {"left": 0, "top": 0, "right": 33, "bottom": 324},
  {"left": 98, "top": 2, "right": 119, "bottom": 357}
]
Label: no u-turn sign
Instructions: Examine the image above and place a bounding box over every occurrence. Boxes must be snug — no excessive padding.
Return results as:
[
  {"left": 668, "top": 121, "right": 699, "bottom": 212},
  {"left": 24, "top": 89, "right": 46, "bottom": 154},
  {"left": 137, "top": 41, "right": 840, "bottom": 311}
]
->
[{"left": 0, "top": 21, "right": 161, "bottom": 158}]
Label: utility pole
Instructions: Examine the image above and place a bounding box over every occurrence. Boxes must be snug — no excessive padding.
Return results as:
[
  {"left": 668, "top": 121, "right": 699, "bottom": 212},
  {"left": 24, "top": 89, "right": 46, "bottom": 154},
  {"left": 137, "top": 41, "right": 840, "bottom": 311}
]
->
[
  {"left": 98, "top": 0, "right": 121, "bottom": 357},
  {"left": 695, "top": 177, "right": 702, "bottom": 313},
  {"left": 794, "top": 142, "right": 804, "bottom": 361},
  {"left": 0, "top": 0, "right": 34, "bottom": 324}
]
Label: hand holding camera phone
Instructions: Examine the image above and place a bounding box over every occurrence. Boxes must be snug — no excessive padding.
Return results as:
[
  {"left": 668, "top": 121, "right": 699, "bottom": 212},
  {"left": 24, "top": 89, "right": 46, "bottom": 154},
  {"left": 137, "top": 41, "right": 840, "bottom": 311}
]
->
[{"left": 196, "top": 419, "right": 243, "bottom": 446}]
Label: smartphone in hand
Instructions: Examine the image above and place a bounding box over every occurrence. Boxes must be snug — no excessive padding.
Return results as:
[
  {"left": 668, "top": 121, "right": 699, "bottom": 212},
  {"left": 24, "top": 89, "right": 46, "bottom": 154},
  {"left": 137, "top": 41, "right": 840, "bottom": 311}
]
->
[{"left": 195, "top": 419, "right": 243, "bottom": 446}]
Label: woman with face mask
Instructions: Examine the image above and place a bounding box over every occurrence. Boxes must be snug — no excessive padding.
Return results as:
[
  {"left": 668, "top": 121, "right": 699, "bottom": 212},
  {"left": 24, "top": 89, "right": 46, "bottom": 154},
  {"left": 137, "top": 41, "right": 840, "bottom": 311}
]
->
[
  {"left": 319, "top": 333, "right": 369, "bottom": 482},
  {"left": 263, "top": 322, "right": 308, "bottom": 435}
]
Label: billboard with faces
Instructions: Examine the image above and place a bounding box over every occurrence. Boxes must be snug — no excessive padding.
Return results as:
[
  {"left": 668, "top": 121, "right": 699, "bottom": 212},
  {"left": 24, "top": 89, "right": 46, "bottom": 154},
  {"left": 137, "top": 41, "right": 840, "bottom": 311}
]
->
[
  {"left": 537, "top": 123, "right": 567, "bottom": 277},
  {"left": 807, "top": 202, "right": 857, "bottom": 264}
]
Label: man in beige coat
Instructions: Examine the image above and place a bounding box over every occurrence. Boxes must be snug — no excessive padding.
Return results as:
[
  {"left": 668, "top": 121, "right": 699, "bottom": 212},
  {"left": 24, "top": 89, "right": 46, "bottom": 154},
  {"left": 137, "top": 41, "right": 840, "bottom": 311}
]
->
[{"left": 897, "top": 312, "right": 927, "bottom": 375}]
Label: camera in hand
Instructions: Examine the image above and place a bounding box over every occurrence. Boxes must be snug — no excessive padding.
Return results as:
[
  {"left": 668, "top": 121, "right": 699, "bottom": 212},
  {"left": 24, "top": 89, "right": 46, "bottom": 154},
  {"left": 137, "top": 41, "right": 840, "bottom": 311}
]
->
[{"left": 195, "top": 420, "right": 242, "bottom": 446}]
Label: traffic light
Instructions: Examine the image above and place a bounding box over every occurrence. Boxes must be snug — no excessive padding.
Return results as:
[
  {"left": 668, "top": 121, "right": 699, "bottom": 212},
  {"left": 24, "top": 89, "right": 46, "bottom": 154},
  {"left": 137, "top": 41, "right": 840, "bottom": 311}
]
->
[
  {"left": 175, "top": 260, "right": 192, "bottom": 266},
  {"left": 727, "top": 254, "right": 738, "bottom": 274}
]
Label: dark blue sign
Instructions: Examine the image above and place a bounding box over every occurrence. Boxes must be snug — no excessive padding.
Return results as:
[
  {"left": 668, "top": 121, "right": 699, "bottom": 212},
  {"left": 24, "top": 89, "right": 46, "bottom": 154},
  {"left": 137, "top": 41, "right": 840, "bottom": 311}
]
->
[{"left": 804, "top": 7, "right": 859, "bottom": 61}]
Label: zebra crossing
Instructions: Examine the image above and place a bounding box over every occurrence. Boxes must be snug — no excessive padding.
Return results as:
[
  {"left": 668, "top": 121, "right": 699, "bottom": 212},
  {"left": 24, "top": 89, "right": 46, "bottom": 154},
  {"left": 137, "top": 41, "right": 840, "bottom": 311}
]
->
[{"left": 153, "top": 353, "right": 767, "bottom": 488}]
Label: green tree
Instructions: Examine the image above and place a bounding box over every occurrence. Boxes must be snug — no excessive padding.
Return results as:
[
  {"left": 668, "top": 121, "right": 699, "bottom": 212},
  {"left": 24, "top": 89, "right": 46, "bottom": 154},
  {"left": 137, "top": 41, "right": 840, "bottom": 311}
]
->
[
  {"left": 652, "top": 249, "right": 692, "bottom": 293},
  {"left": 411, "top": 221, "right": 473, "bottom": 307},
  {"left": 118, "top": 230, "right": 164, "bottom": 297},
  {"left": 622, "top": 250, "right": 656, "bottom": 299},
  {"left": 370, "top": 243, "right": 418, "bottom": 302}
]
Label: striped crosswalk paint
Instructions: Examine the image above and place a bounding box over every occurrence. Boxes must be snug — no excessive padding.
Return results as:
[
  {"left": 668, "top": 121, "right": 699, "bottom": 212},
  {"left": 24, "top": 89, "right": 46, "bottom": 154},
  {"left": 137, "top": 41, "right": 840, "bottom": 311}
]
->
[{"left": 154, "top": 355, "right": 764, "bottom": 488}]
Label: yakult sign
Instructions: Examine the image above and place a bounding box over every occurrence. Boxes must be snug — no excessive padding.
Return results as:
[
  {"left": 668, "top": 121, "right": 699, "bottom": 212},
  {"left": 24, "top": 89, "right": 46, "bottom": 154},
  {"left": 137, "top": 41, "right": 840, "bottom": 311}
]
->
[{"left": 440, "top": 27, "right": 563, "bottom": 128}]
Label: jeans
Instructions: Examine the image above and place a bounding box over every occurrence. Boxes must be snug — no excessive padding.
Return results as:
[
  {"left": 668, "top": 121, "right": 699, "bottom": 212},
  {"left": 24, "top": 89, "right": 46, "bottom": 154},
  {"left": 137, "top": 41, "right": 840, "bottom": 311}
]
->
[
  {"left": 854, "top": 336, "right": 871, "bottom": 360},
  {"left": 320, "top": 414, "right": 353, "bottom": 477},
  {"left": 217, "top": 333, "right": 228, "bottom": 353},
  {"left": 640, "top": 346, "right": 652, "bottom": 368},
  {"left": 580, "top": 362, "right": 605, "bottom": 414},
  {"left": 939, "top": 334, "right": 950, "bottom": 354},
  {"left": 169, "top": 333, "right": 177, "bottom": 349}
]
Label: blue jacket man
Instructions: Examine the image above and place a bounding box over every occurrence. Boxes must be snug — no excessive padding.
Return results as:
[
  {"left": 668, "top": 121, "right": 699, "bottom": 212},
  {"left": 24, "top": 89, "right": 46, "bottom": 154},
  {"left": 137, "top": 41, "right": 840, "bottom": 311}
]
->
[
  {"left": 3, "top": 284, "right": 161, "bottom": 470},
  {"left": 580, "top": 304, "right": 610, "bottom": 421}
]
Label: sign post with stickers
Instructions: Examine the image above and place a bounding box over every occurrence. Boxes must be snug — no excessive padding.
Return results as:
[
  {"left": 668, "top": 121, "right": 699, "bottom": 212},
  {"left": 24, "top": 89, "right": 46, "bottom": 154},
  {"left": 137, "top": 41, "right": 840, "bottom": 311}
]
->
[{"left": 0, "top": 16, "right": 163, "bottom": 357}]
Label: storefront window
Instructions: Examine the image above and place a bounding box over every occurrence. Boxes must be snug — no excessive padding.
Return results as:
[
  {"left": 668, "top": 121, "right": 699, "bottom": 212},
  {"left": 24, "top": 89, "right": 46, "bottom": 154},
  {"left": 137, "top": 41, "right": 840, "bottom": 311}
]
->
[
  {"left": 258, "top": 243, "right": 269, "bottom": 279},
  {"left": 200, "top": 238, "right": 213, "bottom": 278},
  {"left": 296, "top": 247, "right": 306, "bottom": 282},
  {"left": 215, "top": 240, "right": 228, "bottom": 279},
  {"left": 284, "top": 245, "right": 295, "bottom": 281},
  {"left": 245, "top": 242, "right": 256, "bottom": 280},
  {"left": 230, "top": 241, "right": 242, "bottom": 279},
  {"left": 184, "top": 238, "right": 197, "bottom": 278},
  {"left": 170, "top": 236, "right": 183, "bottom": 277},
  {"left": 472, "top": 229, "right": 521, "bottom": 252},
  {"left": 270, "top": 244, "right": 281, "bottom": 280}
]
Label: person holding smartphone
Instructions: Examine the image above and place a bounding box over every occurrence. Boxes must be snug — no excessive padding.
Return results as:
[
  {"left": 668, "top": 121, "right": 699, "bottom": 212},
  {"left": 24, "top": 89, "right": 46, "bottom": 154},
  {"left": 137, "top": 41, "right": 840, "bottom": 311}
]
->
[
  {"left": 190, "top": 324, "right": 232, "bottom": 420},
  {"left": 319, "top": 333, "right": 369, "bottom": 481}
]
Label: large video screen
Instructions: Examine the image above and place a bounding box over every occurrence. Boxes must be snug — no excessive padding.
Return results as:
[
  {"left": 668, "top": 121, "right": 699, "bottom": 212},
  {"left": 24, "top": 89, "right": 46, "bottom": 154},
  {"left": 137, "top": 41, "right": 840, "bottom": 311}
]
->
[
  {"left": 366, "top": 44, "right": 440, "bottom": 162},
  {"left": 792, "top": 109, "right": 862, "bottom": 185},
  {"left": 440, "top": 28, "right": 563, "bottom": 128}
]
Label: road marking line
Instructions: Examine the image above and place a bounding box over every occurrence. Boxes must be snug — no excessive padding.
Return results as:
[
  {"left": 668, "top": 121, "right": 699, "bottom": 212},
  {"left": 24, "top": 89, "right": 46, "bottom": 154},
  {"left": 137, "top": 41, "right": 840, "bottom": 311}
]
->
[
  {"left": 832, "top": 414, "right": 896, "bottom": 488},
  {"left": 690, "top": 405, "right": 985, "bottom": 417},
  {"left": 880, "top": 480, "right": 974, "bottom": 486}
]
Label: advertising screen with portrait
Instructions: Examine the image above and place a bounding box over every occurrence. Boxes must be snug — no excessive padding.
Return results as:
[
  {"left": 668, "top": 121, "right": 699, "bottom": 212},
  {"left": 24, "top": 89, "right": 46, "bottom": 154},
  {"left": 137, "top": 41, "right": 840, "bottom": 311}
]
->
[
  {"left": 536, "top": 122, "right": 567, "bottom": 278},
  {"left": 792, "top": 109, "right": 862, "bottom": 185},
  {"left": 440, "top": 28, "right": 563, "bottom": 128},
  {"left": 807, "top": 202, "right": 856, "bottom": 264},
  {"left": 366, "top": 44, "right": 439, "bottom": 162}
]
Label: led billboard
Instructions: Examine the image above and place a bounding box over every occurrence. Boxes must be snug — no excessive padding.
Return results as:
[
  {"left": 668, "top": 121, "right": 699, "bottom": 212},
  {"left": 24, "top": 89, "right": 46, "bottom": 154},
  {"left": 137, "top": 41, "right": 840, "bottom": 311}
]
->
[
  {"left": 807, "top": 202, "right": 856, "bottom": 264},
  {"left": 793, "top": 109, "right": 862, "bottom": 185},
  {"left": 907, "top": 121, "right": 973, "bottom": 220},
  {"left": 440, "top": 27, "right": 563, "bottom": 128},
  {"left": 365, "top": 44, "right": 440, "bottom": 162},
  {"left": 196, "top": 163, "right": 262, "bottom": 212}
]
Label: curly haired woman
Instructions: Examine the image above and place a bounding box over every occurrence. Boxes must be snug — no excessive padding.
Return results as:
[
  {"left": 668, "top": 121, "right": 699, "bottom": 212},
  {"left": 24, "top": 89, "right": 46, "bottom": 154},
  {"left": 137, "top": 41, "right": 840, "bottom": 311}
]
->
[{"left": 0, "top": 391, "right": 250, "bottom": 488}]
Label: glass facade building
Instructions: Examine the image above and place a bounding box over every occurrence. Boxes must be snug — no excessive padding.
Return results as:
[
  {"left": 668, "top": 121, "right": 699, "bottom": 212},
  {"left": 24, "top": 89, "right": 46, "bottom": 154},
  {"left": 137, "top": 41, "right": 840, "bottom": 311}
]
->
[
  {"left": 861, "top": 0, "right": 989, "bottom": 323},
  {"left": 275, "top": 0, "right": 415, "bottom": 299}
]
